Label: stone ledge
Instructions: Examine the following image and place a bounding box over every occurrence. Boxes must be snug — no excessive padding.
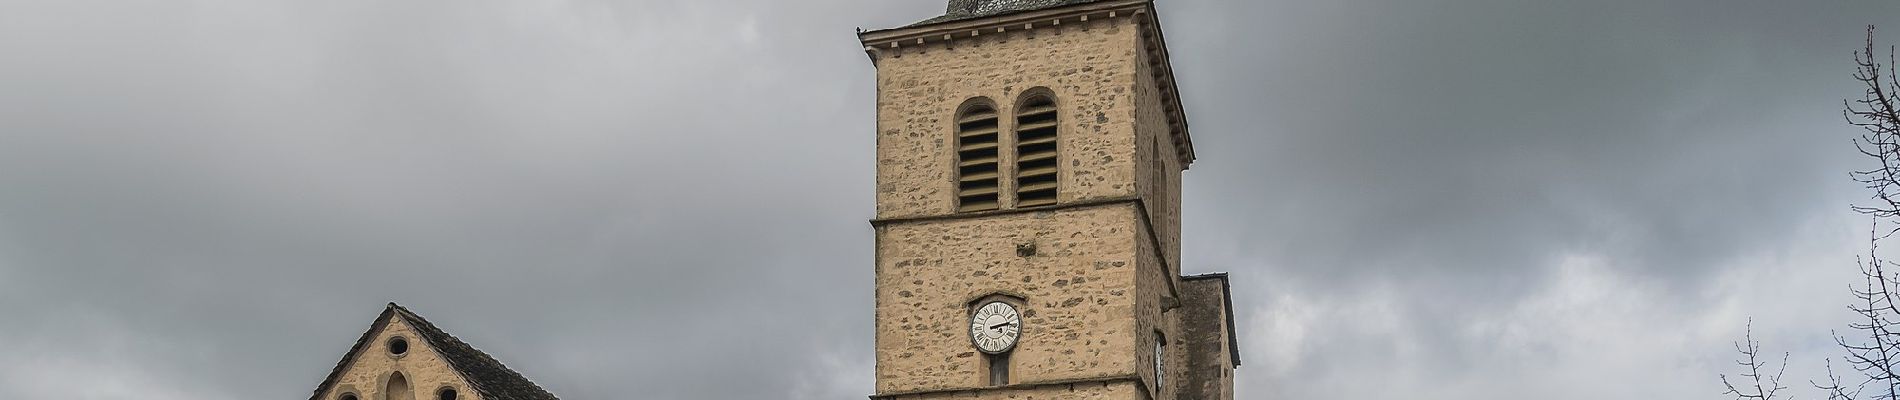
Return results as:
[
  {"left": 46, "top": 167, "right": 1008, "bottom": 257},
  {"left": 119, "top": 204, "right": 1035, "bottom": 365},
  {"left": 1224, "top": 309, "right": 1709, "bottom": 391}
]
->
[
  {"left": 870, "top": 196, "right": 1141, "bottom": 226},
  {"left": 868, "top": 375, "right": 1145, "bottom": 399}
]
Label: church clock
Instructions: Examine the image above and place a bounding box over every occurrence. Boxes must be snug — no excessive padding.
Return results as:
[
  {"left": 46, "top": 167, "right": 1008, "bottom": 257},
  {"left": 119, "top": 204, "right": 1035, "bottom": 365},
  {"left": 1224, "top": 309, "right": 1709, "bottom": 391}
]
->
[
  {"left": 1154, "top": 334, "right": 1166, "bottom": 391},
  {"left": 969, "top": 301, "right": 1021, "bottom": 354}
]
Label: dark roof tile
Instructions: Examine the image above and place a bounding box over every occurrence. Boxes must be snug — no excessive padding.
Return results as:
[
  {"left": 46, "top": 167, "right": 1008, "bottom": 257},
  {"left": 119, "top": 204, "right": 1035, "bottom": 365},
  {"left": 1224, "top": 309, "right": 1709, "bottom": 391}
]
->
[
  {"left": 907, "top": 0, "right": 1109, "bottom": 27},
  {"left": 391, "top": 304, "right": 560, "bottom": 400}
]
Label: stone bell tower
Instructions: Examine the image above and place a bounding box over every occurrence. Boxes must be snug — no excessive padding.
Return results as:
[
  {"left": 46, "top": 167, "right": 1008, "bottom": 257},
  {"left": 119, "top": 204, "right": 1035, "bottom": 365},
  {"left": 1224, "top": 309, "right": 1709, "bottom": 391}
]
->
[{"left": 858, "top": 1, "right": 1238, "bottom": 399}]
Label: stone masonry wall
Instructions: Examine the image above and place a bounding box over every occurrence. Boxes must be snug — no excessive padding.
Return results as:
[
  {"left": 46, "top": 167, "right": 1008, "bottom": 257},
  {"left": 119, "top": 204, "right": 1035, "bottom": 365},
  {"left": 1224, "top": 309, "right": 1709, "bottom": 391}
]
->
[
  {"left": 886, "top": 380, "right": 1143, "bottom": 400},
  {"left": 873, "top": 16, "right": 1144, "bottom": 220},
  {"left": 1133, "top": 37, "right": 1183, "bottom": 278},
  {"left": 1132, "top": 36, "right": 1187, "bottom": 400},
  {"left": 1180, "top": 278, "right": 1237, "bottom": 400},
  {"left": 1135, "top": 213, "right": 1174, "bottom": 400},
  {"left": 319, "top": 318, "right": 478, "bottom": 400},
  {"left": 875, "top": 205, "right": 1142, "bottom": 394}
]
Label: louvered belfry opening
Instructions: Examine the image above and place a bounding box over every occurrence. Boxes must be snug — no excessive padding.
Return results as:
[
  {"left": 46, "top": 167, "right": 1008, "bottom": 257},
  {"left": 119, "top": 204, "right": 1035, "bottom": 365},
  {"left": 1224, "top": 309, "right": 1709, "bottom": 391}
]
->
[
  {"left": 1014, "top": 95, "right": 1059, "bottom": 207},
  {"left": 957, "top": 103, "right": 1003, "bottom": 212}
]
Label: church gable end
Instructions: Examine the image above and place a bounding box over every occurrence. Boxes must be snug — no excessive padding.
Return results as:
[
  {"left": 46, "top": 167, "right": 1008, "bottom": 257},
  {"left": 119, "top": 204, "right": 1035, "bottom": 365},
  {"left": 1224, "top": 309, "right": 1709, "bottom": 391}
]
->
[{"left": 310, "top": 304, "right": 559, "bottom": 400}]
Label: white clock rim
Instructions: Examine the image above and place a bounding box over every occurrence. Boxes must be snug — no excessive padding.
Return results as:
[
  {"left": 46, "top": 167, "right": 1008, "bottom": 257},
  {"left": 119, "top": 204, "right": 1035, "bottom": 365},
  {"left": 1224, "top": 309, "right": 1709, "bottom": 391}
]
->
[{"left": 970, "top": 301, "right": 1022, "bottom": 355}]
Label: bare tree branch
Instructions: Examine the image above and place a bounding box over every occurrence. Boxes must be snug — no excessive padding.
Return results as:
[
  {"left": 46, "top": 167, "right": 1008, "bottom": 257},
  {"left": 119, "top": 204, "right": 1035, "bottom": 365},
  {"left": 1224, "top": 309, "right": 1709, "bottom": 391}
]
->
[
  {"left": 1848, "top": 25, "right": 1900, "bottom": 225},
  {"left": 1745, "top": 25, "right": 1900, "bottom": 400},
  {"left": 1827, "top": 25, "right": 1900, "bottom": 400},
  {"left": 1726, "top": 319, "right": 1793, "bottom": 399},
  {"left": 1820, "top": 223, "right": 1900, "bottom": 400}
]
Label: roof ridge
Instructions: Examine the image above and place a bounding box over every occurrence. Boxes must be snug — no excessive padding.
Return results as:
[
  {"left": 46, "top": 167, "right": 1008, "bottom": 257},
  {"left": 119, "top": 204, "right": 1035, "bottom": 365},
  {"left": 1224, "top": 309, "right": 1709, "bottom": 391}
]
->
[
  {"left": 906, "top": 0, "right": 1112, "bottom": 28},
  {"left": 307, "top": 305, "right": 399, "bottom": 400}
]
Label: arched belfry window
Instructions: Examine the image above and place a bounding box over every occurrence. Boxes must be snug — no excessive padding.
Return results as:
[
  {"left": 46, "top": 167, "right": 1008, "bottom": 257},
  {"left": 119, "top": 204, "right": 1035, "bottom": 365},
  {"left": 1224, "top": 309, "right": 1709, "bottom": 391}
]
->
[
  {"left": 956, "top": 101, "right": 1002, "bottom": 212},
  {"left": 1013, "top": 94, "right": 1060, "bottom": 207}
]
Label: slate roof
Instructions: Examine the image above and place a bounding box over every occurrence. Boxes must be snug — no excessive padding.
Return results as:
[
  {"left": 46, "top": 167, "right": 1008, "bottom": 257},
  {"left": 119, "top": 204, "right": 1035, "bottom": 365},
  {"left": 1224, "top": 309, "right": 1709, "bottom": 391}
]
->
[
  {"left": 309, "top": 303, "right": 560, "bottom": 400},
  {"left": 907, "top": 0, "right": 1110, "bottom": 27}
]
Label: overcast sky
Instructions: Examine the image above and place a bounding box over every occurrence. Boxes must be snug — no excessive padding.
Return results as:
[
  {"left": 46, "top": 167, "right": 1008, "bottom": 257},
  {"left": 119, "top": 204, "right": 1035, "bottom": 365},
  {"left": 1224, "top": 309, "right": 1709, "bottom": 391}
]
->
[{"left": 1, "top": 0, "right": 1897, "bottom": 399}]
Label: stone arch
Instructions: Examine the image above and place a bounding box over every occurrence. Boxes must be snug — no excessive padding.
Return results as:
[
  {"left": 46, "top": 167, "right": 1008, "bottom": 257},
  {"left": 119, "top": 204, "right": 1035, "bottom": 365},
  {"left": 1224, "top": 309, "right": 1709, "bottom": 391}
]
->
[
  {"left": 965, "top": 291, "right": 1028, "bottom": 308},
  {"left": 384, "top": 372, "right": 414, "bottom": 400},
  {"left": 1011, "top": 88, "right": 1061, "bottom": 207}
]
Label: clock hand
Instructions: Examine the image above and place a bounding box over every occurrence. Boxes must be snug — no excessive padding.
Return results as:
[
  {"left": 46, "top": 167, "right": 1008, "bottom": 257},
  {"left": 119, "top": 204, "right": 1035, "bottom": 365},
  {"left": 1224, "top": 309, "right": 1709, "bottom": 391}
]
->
[{"left": 990, "top": 321, "right": 1016, "bottom": 330}]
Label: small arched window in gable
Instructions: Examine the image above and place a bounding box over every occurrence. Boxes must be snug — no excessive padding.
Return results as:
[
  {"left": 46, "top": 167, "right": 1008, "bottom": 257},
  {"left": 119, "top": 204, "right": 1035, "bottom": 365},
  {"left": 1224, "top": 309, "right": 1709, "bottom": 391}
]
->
[
  {"left": 956, "top": 101, "right": 1003, "bottom": 212},
  {"left": 385, "top": 372, "right": 414, "bottom": 400},
  {"left": 1013, "top": 94, "right": 1060, "bottom": 207}
]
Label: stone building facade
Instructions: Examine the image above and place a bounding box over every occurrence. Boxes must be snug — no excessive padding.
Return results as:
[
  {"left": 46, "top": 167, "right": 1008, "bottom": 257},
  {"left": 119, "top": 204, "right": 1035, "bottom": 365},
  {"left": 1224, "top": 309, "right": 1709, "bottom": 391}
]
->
[{"left": 859, "top": 1, "right": 1239, "bottom": 399}]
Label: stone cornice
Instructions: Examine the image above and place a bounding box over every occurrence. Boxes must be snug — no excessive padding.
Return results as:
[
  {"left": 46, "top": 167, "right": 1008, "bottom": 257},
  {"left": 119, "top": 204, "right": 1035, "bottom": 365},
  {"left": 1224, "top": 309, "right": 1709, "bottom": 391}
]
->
[
  {"left": 857, "top": 0, "right": 1146, "bottom": 47},
  {"left": 868, "top": 374, "right": 1152, "bottom": 400},
  {"left": 858, "top": 0, "right": 1196, "bottom": 168},
  {"left": 1134, "top": 3, "right": 1197, "bottom": 167}
]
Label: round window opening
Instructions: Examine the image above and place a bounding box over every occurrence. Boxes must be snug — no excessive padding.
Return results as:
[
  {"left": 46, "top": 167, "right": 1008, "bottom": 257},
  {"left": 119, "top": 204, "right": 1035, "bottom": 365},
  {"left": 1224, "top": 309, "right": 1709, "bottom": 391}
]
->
[
  {"left": 437, "top": 388, "right": 458, "bottom": 400},
  {"left": 387, "top": 336, "right": 409, "bottom": 356},
  {"left": 340, "top": 393, "right": 359, "bottom": 400}
]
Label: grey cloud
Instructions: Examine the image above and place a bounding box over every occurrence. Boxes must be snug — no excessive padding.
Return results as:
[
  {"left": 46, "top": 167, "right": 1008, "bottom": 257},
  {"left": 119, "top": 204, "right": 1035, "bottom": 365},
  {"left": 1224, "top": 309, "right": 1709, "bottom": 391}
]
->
[
  {"left": 1165, "top": 0, "right": 1896, "bottom": 398},
  {"left": 1, "top": 0, "right": 1897, "bottom": 399}
]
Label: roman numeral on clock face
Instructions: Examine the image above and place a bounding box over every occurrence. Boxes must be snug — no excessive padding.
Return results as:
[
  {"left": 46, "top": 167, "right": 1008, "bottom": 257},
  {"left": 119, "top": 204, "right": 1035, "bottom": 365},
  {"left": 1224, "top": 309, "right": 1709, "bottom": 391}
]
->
[{"left": 971, "top": 301, "right": 1022, "bottom": 354}]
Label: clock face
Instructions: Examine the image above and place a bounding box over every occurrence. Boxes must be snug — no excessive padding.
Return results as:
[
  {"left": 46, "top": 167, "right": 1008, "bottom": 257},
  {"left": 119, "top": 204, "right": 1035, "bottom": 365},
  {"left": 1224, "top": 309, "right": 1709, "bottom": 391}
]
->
[
  {"left": 1154, "top": 336, "right": 1166, "bottom": 390},
  {"left": 969, "top": 301, "right": 1022, "bottom": 354}
]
